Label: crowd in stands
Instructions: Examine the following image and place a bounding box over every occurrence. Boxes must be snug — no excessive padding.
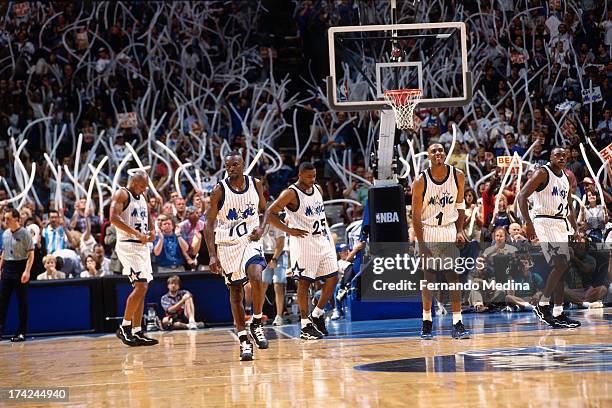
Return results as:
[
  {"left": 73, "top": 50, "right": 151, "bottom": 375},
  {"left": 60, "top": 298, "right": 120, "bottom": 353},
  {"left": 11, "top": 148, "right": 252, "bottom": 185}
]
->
[{"left": 0, "top": 1, "right": 610, "bottom": 324}]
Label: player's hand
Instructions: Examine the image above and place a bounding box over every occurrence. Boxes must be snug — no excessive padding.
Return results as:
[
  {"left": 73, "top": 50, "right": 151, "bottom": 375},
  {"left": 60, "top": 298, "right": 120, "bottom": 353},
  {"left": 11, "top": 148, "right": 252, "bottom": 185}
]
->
[
  {"left": 525, "top": 222, "right": 536, "bottom": 241},
  {"left": 288, "top": 228, "right": 308, "bottom": 238},
  {"left": 418, "top": 243, "right": 432, "bottom": 258},
  {"left": 209, "top": 255, "right": 222, "bottom": 274},
  {"left": 136, "top": 232, "right": 149, "bottom": 244},
  {"left": 147, "top": 230, "right": 156, "bottom": 243},
  {"left": 249, "top": 227, "right": 264, "bottom": 241},
  {"left": 456, "top": 232, "right": 467, "bottom": 244}
]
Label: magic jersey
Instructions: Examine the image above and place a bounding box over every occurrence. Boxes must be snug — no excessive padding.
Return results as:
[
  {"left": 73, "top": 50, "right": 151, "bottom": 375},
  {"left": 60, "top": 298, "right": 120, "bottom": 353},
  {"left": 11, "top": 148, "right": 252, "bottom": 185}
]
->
[
  {"left": 116, "top": 188, "right": 149, "bottom": 242},
  {"left": 215, "top": 175, "right": 260, "bottom": 244},
  {"left": 421, "top": 165, "right": 459, "bottom": 227},
  {"left": 531, "top": 164, "right": 570, "bottom": 218}
]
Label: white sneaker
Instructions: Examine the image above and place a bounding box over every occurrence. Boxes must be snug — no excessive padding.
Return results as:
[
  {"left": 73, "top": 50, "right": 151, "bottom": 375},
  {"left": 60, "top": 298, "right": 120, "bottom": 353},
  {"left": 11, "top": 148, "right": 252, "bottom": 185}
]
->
[
  {"left": 588, "top": 301, "right": 604, "bottom": 309},
  {"left": 187, "top": 322, "right": 198, "bottom": 330},
  {"left": 331, "top": 309, "right": 341, "bottom": 320},
  {"left": 272, "top": 316, "right": 284, "bottom": 326}
]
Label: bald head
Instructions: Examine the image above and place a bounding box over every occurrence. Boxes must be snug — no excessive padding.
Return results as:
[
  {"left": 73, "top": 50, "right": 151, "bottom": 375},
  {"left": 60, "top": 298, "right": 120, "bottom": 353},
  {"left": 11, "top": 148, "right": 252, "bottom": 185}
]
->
[{"left": 128, "top": 170, "right": 148, "bottom": 196}]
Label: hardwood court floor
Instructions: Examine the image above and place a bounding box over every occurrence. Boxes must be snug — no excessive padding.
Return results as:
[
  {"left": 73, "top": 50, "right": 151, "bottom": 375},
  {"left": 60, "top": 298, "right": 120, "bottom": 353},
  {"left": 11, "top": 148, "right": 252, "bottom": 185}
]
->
[{"left": 1, "top": 309, "right": 611, "bottom": 408}]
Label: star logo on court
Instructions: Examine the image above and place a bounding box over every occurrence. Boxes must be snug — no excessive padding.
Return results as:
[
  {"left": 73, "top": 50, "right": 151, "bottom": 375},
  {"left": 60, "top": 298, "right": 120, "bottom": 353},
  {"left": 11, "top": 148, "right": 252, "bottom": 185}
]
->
[{"left": 291, "top": 262, "right": 305, "bottom": 277}]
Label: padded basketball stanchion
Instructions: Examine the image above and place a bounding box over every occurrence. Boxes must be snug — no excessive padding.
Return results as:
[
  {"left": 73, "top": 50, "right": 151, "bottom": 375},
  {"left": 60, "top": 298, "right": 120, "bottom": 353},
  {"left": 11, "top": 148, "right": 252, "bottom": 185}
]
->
[{"left": 369, "top": 109, "right": 408, "bottom": 244}]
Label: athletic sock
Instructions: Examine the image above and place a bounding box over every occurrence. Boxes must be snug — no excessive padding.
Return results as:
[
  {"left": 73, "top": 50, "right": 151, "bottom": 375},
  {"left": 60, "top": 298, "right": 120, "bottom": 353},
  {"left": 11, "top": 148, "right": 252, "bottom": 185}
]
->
[
  {"left": 422, "top": 310, "right": 432, "bottom": 321},
  {"left": 539, "top": 296, "right": 550, "bottom": 307},
  {"left": 312, "top": 307, "right": 324, "bottom": 318},
  {"left": 122, "top": 319, "right": 131, "bottom": 327},
  {"left": 237, "top": 330, "right": 248, "bottom": 342},
  {"left": 252, "top": 313, "right": 262, "bottom": 319},
  {"left": 301, "top": 318, "right": 310, "bottom": 328},
  {"left": 452, "top": 312, "right": 462, "bottom": 325},
  {"left": 552, "top": 305, "right": 563, "bottom": 317},
  {"left": 132, "top": 326, "right": 141, "bottom": 335}
]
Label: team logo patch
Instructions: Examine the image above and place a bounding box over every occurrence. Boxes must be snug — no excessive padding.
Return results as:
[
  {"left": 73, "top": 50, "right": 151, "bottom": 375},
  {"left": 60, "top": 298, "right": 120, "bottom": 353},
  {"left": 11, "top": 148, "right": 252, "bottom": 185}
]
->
[
  {"left": 227, "top": 203, "right": 256, "bottom": 220},
  {"left": 427, "top": 192, "right": 455, "bottom": 207}
]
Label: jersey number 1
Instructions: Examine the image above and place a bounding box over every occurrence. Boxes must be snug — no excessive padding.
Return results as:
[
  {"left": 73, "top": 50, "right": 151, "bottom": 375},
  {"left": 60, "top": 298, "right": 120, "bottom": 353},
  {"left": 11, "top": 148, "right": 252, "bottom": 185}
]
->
[{"left": 435, "top": 212, "right": 443, "bottom": 226}]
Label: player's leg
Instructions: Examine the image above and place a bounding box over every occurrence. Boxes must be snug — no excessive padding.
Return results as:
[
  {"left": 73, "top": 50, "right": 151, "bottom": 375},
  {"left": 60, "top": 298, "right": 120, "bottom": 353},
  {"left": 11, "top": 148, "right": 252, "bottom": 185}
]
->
[
  {"left": 297, "top": 278, "right": 322, "bottom": 339},
  {"left": 308, "top": 247, "right": 339, "bottom": 336},
  {"left": 246, "top": 263, "right": 269, "bottom": 349},
  {"left": 420, "top": 269, "right": 436, "bottom": 339},
  {"left": 117, "top": 279, "right": 145, "bottom": 346},
  {"left": 550, "top": 256, "right": 580, "bottom": 327},
  {"left": 228, "top": 283, "right": 253, "bottom": 360},
  {"left": 444, "top": 270, "right": 470, "bottom": 339},
  {"left": 243, "top": 282, "right": 253, "bottom": 317}
]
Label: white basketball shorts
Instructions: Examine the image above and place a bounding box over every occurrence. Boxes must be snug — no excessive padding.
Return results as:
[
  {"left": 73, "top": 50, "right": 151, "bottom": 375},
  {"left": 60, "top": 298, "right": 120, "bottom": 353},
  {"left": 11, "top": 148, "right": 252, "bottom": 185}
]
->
[
  {"left": 116, "top": 241, "right": 154, "bottom": 285},
  {"left": 288, "top": 236, "right": 338, "bottom": 282},
  {"left": 533, "top": 216, "right": 570, "bottom": 263},
  {"left": 218, "top": 238, "right": 266, "bottom": 286},
  {"left": 416, "top": 224, "right": 460, "bottom": 271}
]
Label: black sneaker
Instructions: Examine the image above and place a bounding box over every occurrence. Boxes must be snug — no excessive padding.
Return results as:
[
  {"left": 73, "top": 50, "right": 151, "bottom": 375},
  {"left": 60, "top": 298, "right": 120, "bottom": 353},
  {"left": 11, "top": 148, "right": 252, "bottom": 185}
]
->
[
  {"left": 421, "top": 320, "right": 433, "bottom": 339},
  {"left": 132, "top": 331, "right": 159, "bottom": 346},
  {"left": 533, "top": 304, "right": 557, "bottom": 327},
  {"left": 116, "top": 325, "right": 140, "bottom": 347},
  {"left": 553, "top": 312, "right": 581, "bottom": 328},
  {"left": 10, "top": 334, "right": 25, "bottom": 342},
  {"left": 249, "top": 322, "right": 269, "bottom": 349},
  {"left": 300, "top": 322, "right": 324, "bottom": 340},
  {"left": 451, "top": 321, "right": 470, "bottom": 339},
  {"left": 240, "top": 340, "right": 253, "bottom": 361},
  {"left": 308, "top": 313, "right": 328, "bottom": 336}
]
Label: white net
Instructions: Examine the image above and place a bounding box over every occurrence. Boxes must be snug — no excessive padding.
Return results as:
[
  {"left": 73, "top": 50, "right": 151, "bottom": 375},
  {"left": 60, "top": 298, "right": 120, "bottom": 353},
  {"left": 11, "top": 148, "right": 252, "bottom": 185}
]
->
[{"left": 383, "top": 89, "right": 422, "bottom": 131}]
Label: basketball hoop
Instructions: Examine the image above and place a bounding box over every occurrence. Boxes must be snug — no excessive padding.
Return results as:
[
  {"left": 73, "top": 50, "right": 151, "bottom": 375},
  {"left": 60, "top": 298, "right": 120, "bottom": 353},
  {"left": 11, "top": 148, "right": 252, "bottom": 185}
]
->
[{"left": 383, "top": 89, "right": 422, "bottom": 131}]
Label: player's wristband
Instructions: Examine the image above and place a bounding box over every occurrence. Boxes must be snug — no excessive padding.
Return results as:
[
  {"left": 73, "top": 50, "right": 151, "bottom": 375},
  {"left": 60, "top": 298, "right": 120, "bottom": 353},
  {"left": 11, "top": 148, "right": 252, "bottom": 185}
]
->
[{"left": 455, "top": 202, "right": 466, "bottom": 210}]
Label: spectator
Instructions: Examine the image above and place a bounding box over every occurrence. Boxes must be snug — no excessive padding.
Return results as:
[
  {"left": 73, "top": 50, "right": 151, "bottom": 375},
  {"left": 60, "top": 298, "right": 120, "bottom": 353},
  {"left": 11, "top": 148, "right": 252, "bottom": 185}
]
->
[
  {"left": 178, "top": 206, "right": 204, "bottom": 268},
  {"left": 331, "top": 241, "right": 365, "bottom": 320},
  {"left": 37, "top": 254, "right": 66, "bottom": 280},
  {"left": 80, "top": 254, "right": 104, "bottom": 278},
  {"left": 579, "top": 190, "right": 609, "bottom": 242},
  {"left": 153, "top": 215, "right": 193, "bottom": 273},
  {"left": 564, "top": 235, "right": 608, "bottom": 306},
  {"left": 92, "top": 244, "right": 111, "bottom": 275},
  {"left": 160, "top": 275, "right": 204, "bottom": 330},
  {"left": 103, "top": 224, "right": 122, "bottom": 275},
  {"left": 504, "top": 254, "right": 544, "bottom": 311},
  {"left": 41, "top": 209, "right": 71, "bottom": 253},
  {"left": 53, "top": 248, "right": 83, "bottom": 278}
]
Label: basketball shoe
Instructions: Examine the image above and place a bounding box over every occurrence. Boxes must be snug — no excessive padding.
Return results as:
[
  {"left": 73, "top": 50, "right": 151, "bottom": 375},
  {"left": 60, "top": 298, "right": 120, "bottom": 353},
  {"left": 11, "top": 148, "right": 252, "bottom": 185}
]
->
[
  {"left": 249, "top": 320, "right": 269, "bottom": 349},
  {"left": 451, "top": 321, "right": 470, "bottom": 339},
  {"left": 116, "top": 325, "right": 139, "bottom": 347},
  {"left": 240, "top": 340, "right": 254, "bottom": 361},
  {"left": 132, "top": 330, "right": 159, "bottom": 346},
  {"left": 420, "top": 320, "right": 433, "bottom": 339},
  {"left": 552, "top": 312, "right": 581, "bottom": 328},
  {"left": 533, "top": 304, "right": 558, "bottom": 327},
  {"left": 308, "top": 313, "right": 328, "bottom": 336},
  {"left": 300, "top": 322, "right": 324, "bottom": 340}
]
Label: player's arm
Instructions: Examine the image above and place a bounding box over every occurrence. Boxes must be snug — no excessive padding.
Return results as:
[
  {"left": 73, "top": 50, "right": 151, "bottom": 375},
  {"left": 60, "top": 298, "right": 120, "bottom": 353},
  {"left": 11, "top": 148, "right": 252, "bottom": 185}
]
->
[
  {"left": 567, "top": 189, "right": 577, "bottom": 236},
  {"left": 109, "top": 189, "right": 146, "bottom": 242},
  {"left": 249, "top": 178, "right": 267, "bottom": 241},
  {"left": 263, "top": 189, "right": 308, "bottom": 237},
  {"left": 517, "top": 168, "right": 547, "bottom": 241},
  {"left": 411, "top": 174, "right": 430, "bottom": 256},
  {"left": 454, "top": 169, "right": 467, "bottom": 241},
  {"left": 204, "top": 184, "right": 222, "bottom": 273},
  {"left": 144, "top": 192, "right": 155, "bottom": 243}
]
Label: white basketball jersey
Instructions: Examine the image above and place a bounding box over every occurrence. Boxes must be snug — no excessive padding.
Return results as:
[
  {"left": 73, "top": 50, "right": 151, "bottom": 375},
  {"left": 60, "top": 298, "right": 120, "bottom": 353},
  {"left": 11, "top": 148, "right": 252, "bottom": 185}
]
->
[
  {"left": 531, "top": 164, "right": 570, "bottom": 217},
  {"left": 285, "top": 184, "right": 328, "bottom": 237},
  {"left": 215, "top": 176, "right": 260, "bottom": 244},
  {"left": 116, "top": 188, "right": 149, "bottom": 241},
  {"left": 421, "top": 165, "right": 459, "bottom": 227}
]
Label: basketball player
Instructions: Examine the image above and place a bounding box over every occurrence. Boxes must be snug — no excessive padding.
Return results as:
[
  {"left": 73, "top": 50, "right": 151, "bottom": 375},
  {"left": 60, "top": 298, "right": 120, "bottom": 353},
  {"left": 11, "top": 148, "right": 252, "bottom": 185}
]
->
[
  {"left": 204, "top": 151, "right": 268, "bottom": 361},
  {"left": 262, "top": 162, "right": 339, "bottom": 340},
  {"left": 111, "top": 171, "right": 158, "bottom": 346},
  {"left": 517, "top": 147, "right": 580, "bottom": 328},
  {"left": 412, "top": 143, "right": 470, "bottom": 340}
]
